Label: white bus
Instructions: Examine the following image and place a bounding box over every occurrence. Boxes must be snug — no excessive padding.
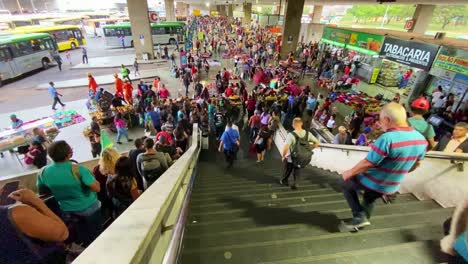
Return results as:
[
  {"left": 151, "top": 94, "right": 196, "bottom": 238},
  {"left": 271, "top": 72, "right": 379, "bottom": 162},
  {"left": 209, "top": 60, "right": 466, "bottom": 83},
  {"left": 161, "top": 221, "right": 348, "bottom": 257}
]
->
[
  {"left": 102, "top": 21, "right": 185, "bottom": 48},
  {"left": 0, "top": 33, "right": 56, "bottom": 86}
]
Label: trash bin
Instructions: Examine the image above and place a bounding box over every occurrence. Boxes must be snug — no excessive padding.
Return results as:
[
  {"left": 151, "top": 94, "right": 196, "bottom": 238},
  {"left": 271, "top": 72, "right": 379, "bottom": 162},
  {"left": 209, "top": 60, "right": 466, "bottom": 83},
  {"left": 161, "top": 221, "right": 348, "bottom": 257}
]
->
[{"left": 142, "top": 52, "right": 149, "bottom": 61}]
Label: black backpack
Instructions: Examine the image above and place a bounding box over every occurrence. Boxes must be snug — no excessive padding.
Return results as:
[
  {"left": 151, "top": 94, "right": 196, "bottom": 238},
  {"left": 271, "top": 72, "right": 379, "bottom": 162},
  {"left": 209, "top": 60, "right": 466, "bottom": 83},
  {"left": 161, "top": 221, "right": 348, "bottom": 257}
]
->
[{"left": 290, "top": 131, "right": 313, "bottom": 168}]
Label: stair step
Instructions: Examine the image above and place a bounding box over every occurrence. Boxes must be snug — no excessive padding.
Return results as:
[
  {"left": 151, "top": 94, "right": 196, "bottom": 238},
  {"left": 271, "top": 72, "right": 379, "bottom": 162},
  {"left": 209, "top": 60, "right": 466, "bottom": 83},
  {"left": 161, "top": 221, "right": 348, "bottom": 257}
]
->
[
  {"left": 186, "top": 200, "right": 443, "bottom": 234},
  {"left": 257, "top": 241, "right": 444, "bottom": 264},
  {"left": 183, "top": 208, "right": 449, "bottom": 249},
  {"left": 181, "top": 224, "right": 444, "bottom": 264},
  {"left": 193, "top": 182, "right": 327, "bottom": 193},
  {"left": 191, "top": 185, "right": 334, "bottom": 201}
]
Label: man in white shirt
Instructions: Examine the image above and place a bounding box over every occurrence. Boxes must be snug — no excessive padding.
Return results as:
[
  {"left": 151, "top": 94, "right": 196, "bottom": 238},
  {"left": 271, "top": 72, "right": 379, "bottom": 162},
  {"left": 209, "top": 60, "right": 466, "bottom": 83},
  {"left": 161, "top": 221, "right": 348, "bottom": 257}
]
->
[{"left": 433, "top": 95, "right": 447, "bottom": 113}]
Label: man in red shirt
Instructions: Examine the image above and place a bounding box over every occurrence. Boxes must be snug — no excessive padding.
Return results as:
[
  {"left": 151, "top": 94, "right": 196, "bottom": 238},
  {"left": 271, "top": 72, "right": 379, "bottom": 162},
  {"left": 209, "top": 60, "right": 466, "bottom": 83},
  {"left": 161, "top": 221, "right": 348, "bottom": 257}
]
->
[
  {"left": 223, "top": 68, "right": 230, "bottom": 82},
  {"left": 114, "top": 73, "right": 124, "bottom": 98},
  {"left": 87, "top": 73, "right": 98, "bottom": 93}
]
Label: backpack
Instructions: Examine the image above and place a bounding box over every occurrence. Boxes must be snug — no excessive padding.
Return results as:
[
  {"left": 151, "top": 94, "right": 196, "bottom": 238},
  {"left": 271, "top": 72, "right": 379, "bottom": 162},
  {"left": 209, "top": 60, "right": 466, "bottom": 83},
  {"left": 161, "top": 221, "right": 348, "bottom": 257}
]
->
[
  {"left": 140, "top": 154, "right": 162, "bottom": 183},
  {"left": 290, "top": 131, "right": 313, "bottom": 168}
]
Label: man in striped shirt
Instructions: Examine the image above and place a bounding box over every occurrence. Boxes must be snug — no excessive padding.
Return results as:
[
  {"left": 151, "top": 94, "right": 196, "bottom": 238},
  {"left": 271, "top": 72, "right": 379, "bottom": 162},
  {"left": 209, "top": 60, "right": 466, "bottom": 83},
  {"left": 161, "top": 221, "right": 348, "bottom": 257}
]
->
[{"left": 341, "top": 102, "right": 428, "bottom": 229}]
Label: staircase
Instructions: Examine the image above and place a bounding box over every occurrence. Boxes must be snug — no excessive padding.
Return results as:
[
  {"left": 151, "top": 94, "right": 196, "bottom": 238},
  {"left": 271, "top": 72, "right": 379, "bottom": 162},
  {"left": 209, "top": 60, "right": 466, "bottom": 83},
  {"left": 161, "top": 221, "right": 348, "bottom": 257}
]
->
[{"left": 181, "top": 140, "right": 452, "bottom": 264}]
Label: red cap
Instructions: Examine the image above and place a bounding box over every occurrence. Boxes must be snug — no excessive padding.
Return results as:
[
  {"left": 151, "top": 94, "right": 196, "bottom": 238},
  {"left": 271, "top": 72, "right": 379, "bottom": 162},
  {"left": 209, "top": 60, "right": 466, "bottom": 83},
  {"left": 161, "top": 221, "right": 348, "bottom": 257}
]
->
[{"left": 411, "top": 97, "right": 430, "bottom": 111}]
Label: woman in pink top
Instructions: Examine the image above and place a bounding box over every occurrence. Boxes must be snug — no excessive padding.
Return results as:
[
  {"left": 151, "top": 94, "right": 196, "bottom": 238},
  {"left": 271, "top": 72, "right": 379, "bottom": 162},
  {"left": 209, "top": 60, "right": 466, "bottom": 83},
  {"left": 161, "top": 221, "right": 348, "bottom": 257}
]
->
[
  {"left": 159, "top": 84, "right": 170, "bottom": 99},
  {"left": 114, "top": 112, "right": 133, "bottom": 144}
]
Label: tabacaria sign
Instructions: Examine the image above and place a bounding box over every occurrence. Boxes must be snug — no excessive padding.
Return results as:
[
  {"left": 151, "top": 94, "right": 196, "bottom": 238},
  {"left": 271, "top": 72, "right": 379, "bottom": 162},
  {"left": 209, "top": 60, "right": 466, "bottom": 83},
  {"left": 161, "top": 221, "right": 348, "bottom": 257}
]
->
[{"left": 379, "top": 37, "right": 439, "bottom": 71}]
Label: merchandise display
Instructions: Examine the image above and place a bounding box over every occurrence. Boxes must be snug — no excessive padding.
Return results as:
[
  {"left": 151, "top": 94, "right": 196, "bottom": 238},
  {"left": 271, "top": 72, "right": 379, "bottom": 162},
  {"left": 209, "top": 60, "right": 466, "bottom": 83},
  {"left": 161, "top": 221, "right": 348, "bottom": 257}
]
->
[{"left": 377, "top": 60, "right": 401, "bottom": 87}]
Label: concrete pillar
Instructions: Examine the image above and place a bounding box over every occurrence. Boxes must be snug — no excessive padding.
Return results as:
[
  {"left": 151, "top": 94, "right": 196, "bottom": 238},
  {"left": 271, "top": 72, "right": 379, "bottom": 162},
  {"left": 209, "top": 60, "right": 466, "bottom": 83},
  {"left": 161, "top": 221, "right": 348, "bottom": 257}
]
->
[
  {"left": 165, "top": 0, "right": 176, "bottom": 21},
  {"left": 408, "top": 4, "right": 435, "bottom": 34},
  {"left": 127, "top": 0, "right": 154, "bottom": 60},
  {"left": 217, "top": 5, "right": 226, "bottom": 16},
  {"left": 243, "top": 3, "right": 252, "bottom": 26},
  {"left": 186, "top": 4, "right": 190, "bottom": 17},
  {"left": 228, "top": 4, "right": 233, "bottom": 17},
  {"left": 312, "top": 5, "right": 323, "bottom": 24},
  {"left": 280, "top": 0, "right": 305, "bottom": 59}
]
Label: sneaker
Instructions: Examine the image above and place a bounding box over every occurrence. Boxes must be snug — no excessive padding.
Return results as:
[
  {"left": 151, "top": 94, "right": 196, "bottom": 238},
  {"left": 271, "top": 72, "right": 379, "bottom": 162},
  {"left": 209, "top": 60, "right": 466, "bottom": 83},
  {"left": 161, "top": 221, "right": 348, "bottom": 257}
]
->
[
  {"left": 128, "top": 139, "right": 133, "bottom": 142},
  {"left": 52, "top": 108, "right": 57, "bottom": 110},
  {"left": 117, "top": 142, "right": 122, "bottom": 144},
  {"left": 340, "top": 216, "right": 371, "bottom": 230},
  {"left": 290, "top": 185, "right": 298, "bottom": 190},
  {"left": 279, "top": 179, "right": 288, "bottom": 186}
]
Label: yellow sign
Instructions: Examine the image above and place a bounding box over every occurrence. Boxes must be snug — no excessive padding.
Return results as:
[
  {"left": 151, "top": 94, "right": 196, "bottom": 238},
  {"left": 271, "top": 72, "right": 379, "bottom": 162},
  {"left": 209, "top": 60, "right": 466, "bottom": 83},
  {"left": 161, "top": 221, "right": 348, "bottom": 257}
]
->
[
  {"left": 370, "top": 68, "right": 380, "bottom": 84},
  {"left": 193, "top": 9, "right": 201, "bottom": 16}
]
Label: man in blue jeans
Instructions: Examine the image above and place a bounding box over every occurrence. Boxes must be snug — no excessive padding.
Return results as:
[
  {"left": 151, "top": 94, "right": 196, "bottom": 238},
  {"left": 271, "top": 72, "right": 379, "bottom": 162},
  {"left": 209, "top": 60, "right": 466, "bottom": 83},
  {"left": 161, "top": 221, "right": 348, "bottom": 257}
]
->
[
  {"left": 341, "top": 103, "right": 427, "bottom": 230},
  {"left": 218, "top": 120, "right": 240, "bottom": 168}
]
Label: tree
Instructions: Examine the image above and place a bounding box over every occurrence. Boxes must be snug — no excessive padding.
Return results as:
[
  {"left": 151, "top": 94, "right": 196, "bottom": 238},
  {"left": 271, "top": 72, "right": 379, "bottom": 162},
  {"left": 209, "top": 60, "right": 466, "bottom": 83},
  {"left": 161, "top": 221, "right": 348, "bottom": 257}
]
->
[
  {"left": 432, "top": 5, "right": 467, "bottom": 29},
  {"left": 386, "top": 5, "right": 415, "bottom": 24}
]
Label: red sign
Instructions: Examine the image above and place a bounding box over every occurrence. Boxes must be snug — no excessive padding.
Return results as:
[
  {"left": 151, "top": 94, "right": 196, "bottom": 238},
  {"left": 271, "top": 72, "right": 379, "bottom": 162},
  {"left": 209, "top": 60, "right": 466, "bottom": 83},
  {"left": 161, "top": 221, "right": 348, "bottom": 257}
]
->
[
  {"left": 404, "top": 20, "right": 414, "bottom": 30},
  {"left": 149, "top": 12, "right": 159, "bottom": 23}
]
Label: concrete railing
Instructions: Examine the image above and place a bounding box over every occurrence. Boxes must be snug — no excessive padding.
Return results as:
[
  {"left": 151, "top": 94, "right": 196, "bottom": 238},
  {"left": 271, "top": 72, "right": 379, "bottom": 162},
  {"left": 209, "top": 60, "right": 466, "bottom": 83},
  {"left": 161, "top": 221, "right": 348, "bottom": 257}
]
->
[
  {"left": 274, "top": 123, "right": 468, "bottom": 208},
  {"left": 73, "top": 124, "right": 201, "bottom": 264}
]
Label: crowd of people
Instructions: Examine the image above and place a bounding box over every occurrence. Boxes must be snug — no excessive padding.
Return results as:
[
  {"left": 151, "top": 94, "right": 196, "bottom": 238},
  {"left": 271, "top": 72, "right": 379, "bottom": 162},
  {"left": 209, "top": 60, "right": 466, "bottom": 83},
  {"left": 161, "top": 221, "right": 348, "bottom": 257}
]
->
[{"left": 1, "top": 14, "right": 467, "bottom": 264}]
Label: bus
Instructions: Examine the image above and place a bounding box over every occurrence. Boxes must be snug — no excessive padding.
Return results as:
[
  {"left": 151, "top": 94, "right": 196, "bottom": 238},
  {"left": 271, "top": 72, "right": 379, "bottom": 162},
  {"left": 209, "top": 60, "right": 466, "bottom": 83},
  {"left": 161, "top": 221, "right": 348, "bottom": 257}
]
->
[
  {"left": 7, "top": 25, "right": 86, "bottom": 51},
  {"left": 102, "top": 21, "right": 185, "bottom": 48},
  {"left": 0, "top": 33, "right": 56, "bottom": 85}
]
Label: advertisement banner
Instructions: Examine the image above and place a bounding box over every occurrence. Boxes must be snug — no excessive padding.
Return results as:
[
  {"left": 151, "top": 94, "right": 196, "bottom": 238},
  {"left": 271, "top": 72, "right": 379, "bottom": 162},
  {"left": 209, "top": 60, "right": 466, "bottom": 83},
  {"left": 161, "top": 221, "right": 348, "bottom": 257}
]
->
[
  {"left": 433, "top": 54, "right": 468, "bottom": 75},
  {"left": 321, "top": 27, "right": 350, "bottom": 44},
  {"left": 379, "top": 37, "right": 439, "bottom": 71},
  {"left": 348, "top": 32, "right": 384, "bottom": 53}
]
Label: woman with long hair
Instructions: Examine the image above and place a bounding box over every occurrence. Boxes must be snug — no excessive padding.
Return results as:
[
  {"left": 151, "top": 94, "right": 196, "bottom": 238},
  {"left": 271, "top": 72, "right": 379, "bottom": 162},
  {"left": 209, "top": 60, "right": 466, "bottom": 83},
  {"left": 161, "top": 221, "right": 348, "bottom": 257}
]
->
[
  {"left": 173, "top": 123, "right": 189, "bottom": 152},
  {"left": 106, "top": 156, "right": 141, "bottom": 217}
]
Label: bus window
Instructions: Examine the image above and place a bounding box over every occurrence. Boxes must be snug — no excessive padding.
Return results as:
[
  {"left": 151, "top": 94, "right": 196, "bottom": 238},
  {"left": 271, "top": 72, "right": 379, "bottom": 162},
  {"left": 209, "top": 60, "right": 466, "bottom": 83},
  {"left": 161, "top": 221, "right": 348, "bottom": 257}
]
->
[
  {"left": 11, "top": 41, "right": 33, "bottom": 57},
  {"left": 0, "top": 47, "right": 11, "bottom": 61},
  {"left": 31, "top": 39, "right": 43, "bottom": 51},
  {"left": 103, "top": 28, "right": 116, "bottom": 37},
  {"left": 152, "top": 27, "right": 165, "bottom": 35}
]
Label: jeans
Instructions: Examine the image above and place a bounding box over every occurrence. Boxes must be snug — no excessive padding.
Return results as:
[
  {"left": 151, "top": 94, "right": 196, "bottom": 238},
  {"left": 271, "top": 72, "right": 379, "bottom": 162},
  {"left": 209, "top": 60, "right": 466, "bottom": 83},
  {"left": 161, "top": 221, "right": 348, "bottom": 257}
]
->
[
  {"left": 223, "top": 149, "right": 236, "bottom": 167},
  {"left": 341, "top": 177, "right": 382, "bottom": 218},
  {"left": 82, "top": 55, "right": 88, "bottom": 64},
  {"left": 281, "top": 161, "right": 301, "bottom": 186},
  {"left": 52, "top": 96, "right": 64, "bottom": 109},
  {"left": 116, "top": 127, "right": 129, "bottom": 142},
  {"left": 250, "top": 127, "right": 259, "bottom": 142}
]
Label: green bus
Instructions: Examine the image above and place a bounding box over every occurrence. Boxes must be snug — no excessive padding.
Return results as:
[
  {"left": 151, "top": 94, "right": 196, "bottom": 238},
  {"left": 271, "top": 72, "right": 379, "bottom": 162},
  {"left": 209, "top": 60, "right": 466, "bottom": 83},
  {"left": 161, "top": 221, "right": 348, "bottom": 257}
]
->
[
  {"left": 0, "top": 33, "right": 56, "bottom": 85},
  {"left": 102, "top": 21, "right": 185, "bottom": 48}
]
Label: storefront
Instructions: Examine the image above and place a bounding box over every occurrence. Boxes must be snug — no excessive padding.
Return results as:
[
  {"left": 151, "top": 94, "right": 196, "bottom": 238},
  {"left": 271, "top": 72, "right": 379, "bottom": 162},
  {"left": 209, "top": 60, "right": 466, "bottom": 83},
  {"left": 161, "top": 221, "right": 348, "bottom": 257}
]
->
[
  {"left": 320, "top": 27, "right": 384, "bottom": 83},
  {"left": 377, "top": 37, "right": 439, "bottom": 99},
  {"left": 428, "top": 47, "right": 468, "bottom": 111}
]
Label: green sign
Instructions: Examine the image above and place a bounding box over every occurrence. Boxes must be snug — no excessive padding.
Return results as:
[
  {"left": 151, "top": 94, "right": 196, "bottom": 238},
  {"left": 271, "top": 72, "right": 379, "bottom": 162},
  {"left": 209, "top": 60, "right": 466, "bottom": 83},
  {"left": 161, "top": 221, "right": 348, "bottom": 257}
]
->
[
  {"left": 433, "top": 54, "right": 468, "bottom": 75},
  {"left": 322, "top": 27, "right": 351, "bottom": 44},
  {"left": 322, "top": 27, "right": 384, "bottom": 54},
  {"left": 321, "top": 38, "right": 345, "bottom": 47},
  {"left": 347, "top": 31, "right": 384, "bottom": 53}
]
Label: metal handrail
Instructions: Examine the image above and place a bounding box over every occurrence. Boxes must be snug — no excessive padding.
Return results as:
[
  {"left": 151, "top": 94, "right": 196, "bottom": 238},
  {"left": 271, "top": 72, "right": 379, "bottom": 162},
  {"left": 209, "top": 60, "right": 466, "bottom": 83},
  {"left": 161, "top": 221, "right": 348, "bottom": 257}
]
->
[
  {"left": 162, "top": 127, "right": 202, "bottom": 264},
  {"left": 277, "top": 123, "right": 468, "bottom": 162}
]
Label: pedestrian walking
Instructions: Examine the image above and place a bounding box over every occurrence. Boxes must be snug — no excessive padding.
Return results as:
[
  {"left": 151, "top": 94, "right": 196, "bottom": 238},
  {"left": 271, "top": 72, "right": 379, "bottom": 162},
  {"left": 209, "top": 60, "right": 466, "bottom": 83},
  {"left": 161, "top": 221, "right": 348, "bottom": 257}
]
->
[
  {"left": 218, "top": 120, "right": 240, "bottom": 169},
  {"left": 48, "top": 82, "right": 65, "bottom": 110},
  {"left": 133, "top": 58, "right": 140, "bottom": 77},
  {"left": 120, "top": 64, "right": 131, "bottom": 82},
  {"left": 53, "top": 52, "right": 62, "bottom": 71},
  {"left": 65, "top": 51, "right": 72, "bottom": 65},
  {"left": 82, "top": 47, "right": 88, "bottom": 64},
  {"left": 280, "top": 118, "right": 319, "bottom": 190},
  {"left": 87, "top": 73, "right": 98, "bottom": 94},
  {"left": 114, "top": 112, "right": 133, "bottom": 144}
]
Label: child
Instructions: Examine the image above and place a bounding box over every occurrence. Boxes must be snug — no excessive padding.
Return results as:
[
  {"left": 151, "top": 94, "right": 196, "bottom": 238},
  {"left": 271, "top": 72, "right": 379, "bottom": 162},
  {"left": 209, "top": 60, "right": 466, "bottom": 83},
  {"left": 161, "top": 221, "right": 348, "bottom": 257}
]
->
[
  {"left": 114, "top": 112, "right": 133, "bottom": 144},
  {"left": 24, "top": 141, "right": 47, "bottom": 168}
]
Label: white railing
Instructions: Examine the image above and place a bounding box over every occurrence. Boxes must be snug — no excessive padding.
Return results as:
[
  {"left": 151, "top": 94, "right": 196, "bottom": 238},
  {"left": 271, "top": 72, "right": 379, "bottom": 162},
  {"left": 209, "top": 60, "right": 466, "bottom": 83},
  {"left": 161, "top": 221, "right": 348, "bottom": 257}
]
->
[
  {"left": 73, "top": 124, "right": 201, "bottom": 264},
  {"left": 274, "top": 123, "right": 468, "bottom": 208}
]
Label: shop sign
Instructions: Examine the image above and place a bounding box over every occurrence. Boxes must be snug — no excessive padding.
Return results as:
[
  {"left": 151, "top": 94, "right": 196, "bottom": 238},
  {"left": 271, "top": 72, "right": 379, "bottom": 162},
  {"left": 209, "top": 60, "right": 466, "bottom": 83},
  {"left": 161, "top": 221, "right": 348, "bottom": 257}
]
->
[
  {"left": 348, "top": 32, "right": 384, "bottom": 53},
  {"left": 193, "top": 9, "right": 201, "bottom": 16},
  {"left": 433, "top": 54, "right": 468, "bottom": 75},
  {"left": 429, "top": 66, "right": 456, "bottom": 81},
  {"left": 322, "top": 27, "right": 350, "bottom": 45},
  {"left": 379, "top": 37, "right": 439, "bottom": 71},
  {"left": 404, "top": 20, "right": 414, "bottom": 30}
]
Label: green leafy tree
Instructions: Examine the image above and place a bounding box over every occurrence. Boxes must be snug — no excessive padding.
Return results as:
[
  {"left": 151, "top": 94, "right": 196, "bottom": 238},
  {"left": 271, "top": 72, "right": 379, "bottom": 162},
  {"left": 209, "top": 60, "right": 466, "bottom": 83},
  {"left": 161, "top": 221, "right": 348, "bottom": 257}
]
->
[{"left": 432, "top": 5, "right": 467, "bottom": 29}]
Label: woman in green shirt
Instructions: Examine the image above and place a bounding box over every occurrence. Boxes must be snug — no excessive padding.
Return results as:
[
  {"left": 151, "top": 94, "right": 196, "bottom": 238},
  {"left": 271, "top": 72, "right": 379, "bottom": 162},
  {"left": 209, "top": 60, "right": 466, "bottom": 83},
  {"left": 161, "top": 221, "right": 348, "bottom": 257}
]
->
[{"left": 37, "top": 140, "right": 102, "bottom": 246}]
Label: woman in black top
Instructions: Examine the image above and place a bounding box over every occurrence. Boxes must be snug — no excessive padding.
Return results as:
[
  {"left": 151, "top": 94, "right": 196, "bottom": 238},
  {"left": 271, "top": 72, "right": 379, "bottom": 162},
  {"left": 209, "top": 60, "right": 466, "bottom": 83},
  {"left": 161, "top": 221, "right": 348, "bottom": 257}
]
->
[{"left": 107, "top": 157, "right": 140, "bottom": 217}]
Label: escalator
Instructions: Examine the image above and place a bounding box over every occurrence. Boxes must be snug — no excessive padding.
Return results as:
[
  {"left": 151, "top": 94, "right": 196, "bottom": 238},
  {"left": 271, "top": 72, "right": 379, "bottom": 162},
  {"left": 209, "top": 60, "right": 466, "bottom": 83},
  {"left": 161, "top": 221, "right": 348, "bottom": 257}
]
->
[{"left": 180, "top": 137, "right": 452, "bottom": 263}]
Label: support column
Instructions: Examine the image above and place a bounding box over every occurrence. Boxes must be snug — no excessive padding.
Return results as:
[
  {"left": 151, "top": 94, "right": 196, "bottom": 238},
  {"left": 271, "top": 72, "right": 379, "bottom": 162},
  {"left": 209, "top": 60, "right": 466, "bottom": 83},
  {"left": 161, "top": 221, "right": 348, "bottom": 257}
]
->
[
  {"left": 186, "top": 4, "right": 190, "bottom": 17},
  {"left": 243, "top": 3, "right": 252, "bottom": 26},
  {"left": 311, "top": 5, "right": 323, "bottom": 24},
  {"left": 280, "top": 0, "right": 305, "bottom": 59},
  {"left": 127, "top": 0, "right": 154, "bottom": 60},
  {"left": 408, "top": 4, "right": 435, "bottom": 34},
  {"left": 217, "top": 5, "right": 226, "bottom": 16},
  {"left": 228, "top": 4, "right": 233, "bottom": 17},
  {"left": 165, "top": 0, "right": 176, "bottom": 21}
]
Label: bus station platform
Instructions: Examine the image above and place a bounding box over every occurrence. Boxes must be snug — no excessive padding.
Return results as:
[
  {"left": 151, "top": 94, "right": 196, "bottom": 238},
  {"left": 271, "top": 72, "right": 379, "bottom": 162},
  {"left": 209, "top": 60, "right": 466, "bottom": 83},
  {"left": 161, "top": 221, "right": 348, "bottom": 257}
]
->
[{"left": 71, "top": 54, "right": 168, "bottom": 69}]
